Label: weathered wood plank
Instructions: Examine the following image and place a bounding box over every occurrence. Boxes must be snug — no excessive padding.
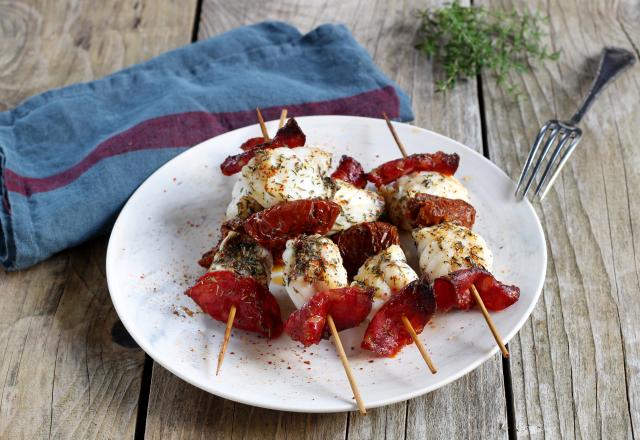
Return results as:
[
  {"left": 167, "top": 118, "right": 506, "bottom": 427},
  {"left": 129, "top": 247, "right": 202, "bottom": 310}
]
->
[
  {"left": 145, "top": 1, "right": 507, "bottom": 439},
  {"left": 145, "top": 366, "right": 349, "bottom": 440},
  {"left": 0, "top": 1, "right": 197, "bottom": 438},
  {"left": 479, "top": 0, "right": 640, "bottom": 438}
]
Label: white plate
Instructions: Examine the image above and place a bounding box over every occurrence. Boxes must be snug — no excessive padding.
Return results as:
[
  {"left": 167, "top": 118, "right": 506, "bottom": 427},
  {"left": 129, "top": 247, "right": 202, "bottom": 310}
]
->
[{"left": 106, "top": 115, "right": 546, "bottom": 413}]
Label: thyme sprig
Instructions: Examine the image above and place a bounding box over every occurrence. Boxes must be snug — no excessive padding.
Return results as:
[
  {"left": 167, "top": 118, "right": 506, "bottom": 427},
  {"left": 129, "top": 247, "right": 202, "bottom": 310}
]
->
[{"left": 416, "top": 1, "right": 560, "bottom": 93}]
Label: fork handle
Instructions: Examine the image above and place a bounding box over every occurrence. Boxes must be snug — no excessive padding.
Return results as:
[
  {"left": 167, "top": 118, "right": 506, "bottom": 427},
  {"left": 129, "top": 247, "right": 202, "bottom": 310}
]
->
[{"left": 570, "top": 47, "right": 636, "bottom": 125}]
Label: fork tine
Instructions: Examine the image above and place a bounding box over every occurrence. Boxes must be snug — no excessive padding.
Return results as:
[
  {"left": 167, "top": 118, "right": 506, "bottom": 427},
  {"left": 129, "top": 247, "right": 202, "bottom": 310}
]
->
[
  {"left": 515, "top": 122, "right": 552, "bottom": 196},
  {"left": 533, "top": 130, "right": 574, "bottom": 198},
  {"left": 539, "top": 131, "right": 583, "bottom": 200},
  {"left": 519, "top": 125, "right": 562, "bottom": 199}
]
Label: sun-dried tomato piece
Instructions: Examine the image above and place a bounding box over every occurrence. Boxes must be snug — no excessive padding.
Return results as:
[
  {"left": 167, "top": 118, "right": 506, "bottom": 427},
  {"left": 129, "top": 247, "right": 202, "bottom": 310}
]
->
[
  {"left": 331, "top": 222, "right": 400, "bottom": 277},
  {"left": 197, "top": 218, "right": 247, "bottom": 268},
  {"left": 268, "top": 117, "right": 306, "bottom": 149},
  {"left": 220, "top": 151, "right": 256, "bottom": 176},
  {"left": 220, "top": 118, "right": 306, "bottom": 175},
  {"left": 366, "top": 152, "right": 460, "bottom": 186},
  {"left": 198, "top": 248, "right": 216, "bottom": 269},
  {"left": 404, "top": 193, "right": 476, "bottom": 229},
  {"left": 433, "top": 268, "right": 520, "bottom": 312},
  {"left": 331, "top": 155, "right": 367, "bottom": 188},
  {"left": 361, "top": 278, "right": 435, "bottom": 357},
  {"left": 240, "top": 137, "right": 267, "bottom": 151},
  {"left": 244, "top": 199, "right": 340, "bottom": 252},
  {"left": 185, "top": 271, "right": 283, "bottom": 338},
  {"left": 284, "top": 286, "right": 373, "bottom": 346},
  {"left": 221, "top": 216, "right": 246, "bottom": 235}
]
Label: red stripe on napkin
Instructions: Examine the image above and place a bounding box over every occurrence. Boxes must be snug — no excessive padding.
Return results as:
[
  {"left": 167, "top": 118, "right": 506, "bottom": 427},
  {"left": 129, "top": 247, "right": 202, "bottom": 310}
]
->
[{"left": 5, "top": 86, "right": 399, "bottom": 196}]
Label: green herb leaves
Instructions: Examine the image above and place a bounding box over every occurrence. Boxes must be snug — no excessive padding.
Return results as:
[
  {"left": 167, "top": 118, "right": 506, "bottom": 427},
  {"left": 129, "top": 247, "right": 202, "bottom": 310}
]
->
[{"left": 416, "top": 1, "right": 559, "bottom": 93}]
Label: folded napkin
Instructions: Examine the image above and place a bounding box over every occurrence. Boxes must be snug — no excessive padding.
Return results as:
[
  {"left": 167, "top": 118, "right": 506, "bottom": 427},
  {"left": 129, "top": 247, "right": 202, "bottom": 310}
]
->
[{"left": 0, "top": 21, "right": 413, "bottom": 270}]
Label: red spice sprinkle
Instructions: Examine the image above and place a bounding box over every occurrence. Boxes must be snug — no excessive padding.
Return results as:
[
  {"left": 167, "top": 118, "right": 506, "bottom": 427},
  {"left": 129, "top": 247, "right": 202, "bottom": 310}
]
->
[
  {"left": 303, "top": 361, "right": 311, "bottom": 365},
  {"left": 230, "top": 352, "right": 235, "bottom": 355},
  {"left": 287, "top": 366, "right": 292, "bottom": 370},
  {"left": 268, "top": 361, "right": 272, "bottom": 365},
  {"left": 368, "top": 360, "right": 374, "bottom": 363}
]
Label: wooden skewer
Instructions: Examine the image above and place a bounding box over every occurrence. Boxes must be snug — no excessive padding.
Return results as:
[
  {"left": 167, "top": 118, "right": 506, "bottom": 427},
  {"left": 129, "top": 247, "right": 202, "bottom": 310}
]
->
[
  {"left": 256, "top": 107, "right": 270, "bottom": 141},
  {"left": 470, "top": 285, "right": 509, "bottom": 357},
  {"left": 381, "top": 113, "right": 438, "bottom": 372},
  {"left": 326, "top": 314, "right": 367, "bottom": 415},
  {"left": 217, "top": 108, "right": 272, "bottom": 375},
  {"left": 383, "top": 112, "right": 509, "bottom": 359},
  {"left": 216, "top": 305, "right": 237, "bottom": 375},
  {"left": 401, "top": 316, "right": 437, "bottom": 373},
  {"left": 382, "top": 113, "right": 408, "bottom": 158},
  {"left": 278, "top": 109, "right": 288, "bottom": 128},
  {"left": 218, "top": 109, "right": 278, "bottom": 376}
]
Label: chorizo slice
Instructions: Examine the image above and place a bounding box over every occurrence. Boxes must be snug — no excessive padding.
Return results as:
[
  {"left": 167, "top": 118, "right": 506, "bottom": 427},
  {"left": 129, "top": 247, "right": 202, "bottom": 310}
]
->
[
  {"left": 366, "top": 151, "right": 459, "bottom": 186},
  {"left": 186, "top": 270, "right": 283, "bottom": 338},
  {"left": 284, "top": 286, "right": 373, "bottom": 346},
  {"left": 331, "top": 155, "right": 367, "bottom": 188},
  {"left": 433, "top": 267, "right": 520, "bottom": 312},
  {"left": 361, "top": 278, "right": 435, "bottom": 357}
]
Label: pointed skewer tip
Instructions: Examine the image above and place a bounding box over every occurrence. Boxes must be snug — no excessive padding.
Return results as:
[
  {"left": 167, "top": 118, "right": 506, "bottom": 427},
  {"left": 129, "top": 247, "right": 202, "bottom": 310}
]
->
[
  {"left": 256, "top": 107, "right": 270, "bottom": 141},
  {"left": 278, "top": 109, "right": 288, "bottom": 128},
  {"left": 401, "top": 315, "right": 437, "bottom": 374},
  {"left": 216, "top": 305, "right": 237, "bottom": 376},
  {"left": 326, "top": 314, "right": 367, "bottom": 415},
  {"left": 470, "top": 285, "right": 509, "bottom": 358},
  {"left": 382, "top": 112, "right": 408, "bottom": 158}
]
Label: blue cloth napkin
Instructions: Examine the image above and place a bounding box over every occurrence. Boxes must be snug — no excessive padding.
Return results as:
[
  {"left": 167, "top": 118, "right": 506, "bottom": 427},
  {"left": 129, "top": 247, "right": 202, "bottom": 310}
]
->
[{"left": 0, "top": 21, "right": 413, "bottom": 270}]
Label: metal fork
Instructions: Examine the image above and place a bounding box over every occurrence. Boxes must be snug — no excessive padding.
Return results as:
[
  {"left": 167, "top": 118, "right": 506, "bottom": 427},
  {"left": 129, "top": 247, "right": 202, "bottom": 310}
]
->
[{"left": 515, "top": 47, "right": 636, "bottom": 200}]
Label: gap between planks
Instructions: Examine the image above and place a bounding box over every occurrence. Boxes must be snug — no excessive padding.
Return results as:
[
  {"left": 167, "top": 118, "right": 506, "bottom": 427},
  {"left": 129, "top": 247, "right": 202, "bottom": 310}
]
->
[
  {"left": 135, "top": 355, "right": 154, "bottom": 440},
  {"left": 476, "top": 70, "right": 517, "bottom": 439},
  {"left": 134, "top": 1, "right": 205, "bottom": 438},
  {"left": 191, "top": 0, "right": 205, "bottom": 42}
]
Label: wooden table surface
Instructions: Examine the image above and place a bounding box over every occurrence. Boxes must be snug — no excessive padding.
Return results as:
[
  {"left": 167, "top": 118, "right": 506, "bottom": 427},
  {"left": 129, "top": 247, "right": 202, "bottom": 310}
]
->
[{"left": 1, "top": 0, "right": 638, "bottom": 438}]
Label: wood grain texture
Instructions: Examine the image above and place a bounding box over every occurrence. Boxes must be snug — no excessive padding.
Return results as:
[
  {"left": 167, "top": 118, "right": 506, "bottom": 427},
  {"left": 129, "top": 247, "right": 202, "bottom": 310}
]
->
[
  {"left": 145, "top": 366, "right": 349, "bottom": 440},
  {"left": 0, "top": 0, "right": 197, "bottom": 110},
  {"left": 145, "top": 1, "right": 508, "bottom": 439},
  {"left": 479, "top": 0, "right": 640, "bottom": 438},
  {"left": 0, "top": 0, "right": 197, "bottom": 438}
]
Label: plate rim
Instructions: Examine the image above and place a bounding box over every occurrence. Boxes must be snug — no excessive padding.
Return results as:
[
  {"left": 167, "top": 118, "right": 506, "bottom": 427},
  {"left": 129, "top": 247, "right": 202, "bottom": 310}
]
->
[{"left": 106, "top": 115, "right": 547, "bottom": 412}]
